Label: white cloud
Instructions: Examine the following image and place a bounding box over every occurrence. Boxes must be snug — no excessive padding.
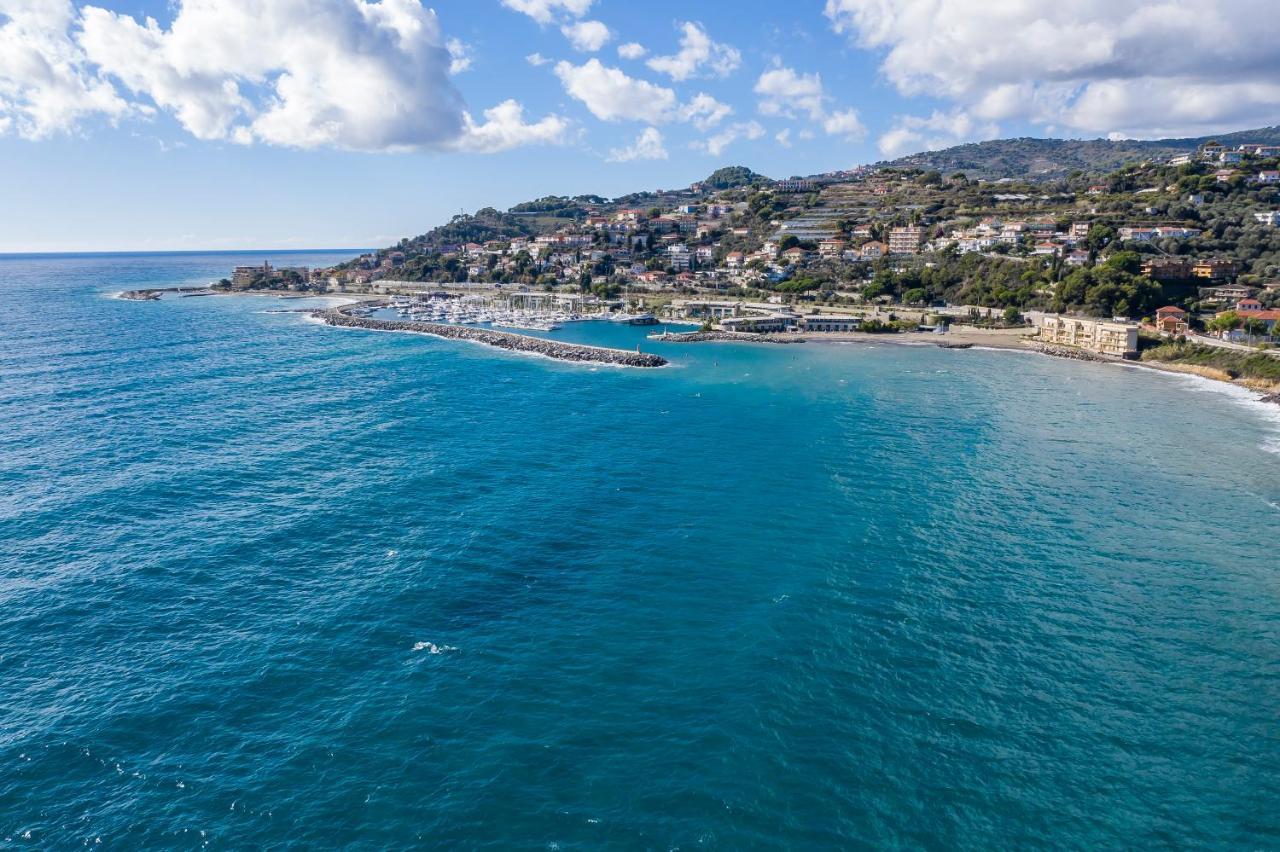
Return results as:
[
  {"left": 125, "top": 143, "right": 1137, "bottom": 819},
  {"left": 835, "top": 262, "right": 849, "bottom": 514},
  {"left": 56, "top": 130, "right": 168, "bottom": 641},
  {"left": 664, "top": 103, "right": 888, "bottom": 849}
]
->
[
  {"left": 685, "top": 92, "right": 732, "bottom": 130},
  {"left": 775, "top": 128, "right": 792, "bottom": 147},
  {"left": 617, "top": 42, "right": 647, "bottom": 60},
  {"left": 754, "top": 65, "right": 826, "bottom": 121},
  {"left": 1, "top": 0, "right": 565, "bottom": 155},
  {"left": 500, "top": 0, "right": 593, "bottom": 25},
  {"left": 553, "top": 58, "right": 677, "bottom": 123},
  {"left": 526, "top": 52, "right": 550, "bottom": 67},
  {"left": 561, "top": 19, "right": 611, "bottom": 52},
  {"left": 824, "top": 0, "right": 1280, "bottom": 139},
  {"left": 607, "top": 126, "right": 667, "bottom": 162},
  {"left": 77, "top": 0, "right": 466, "bottom": 152},
  {"left": 822, "top": 108, "right": 866, "bottom": 141},
  {"left": 455, "top": 99, "right": 570, "bottom": 153},
  {"left": 646, "top": 22, "right": 740, "bottom": 81},
  {"left": 878, "top": 108, "right": 1000, "bottom": 158},
  {"left": 0, "top": 0, "right": 134, "bottom": 139},
  {"left": 446, "top": 38, "right": 473, "bottom": 74},
  {"left": 695, "top": 120, "right": 764, "bottom": 158}
]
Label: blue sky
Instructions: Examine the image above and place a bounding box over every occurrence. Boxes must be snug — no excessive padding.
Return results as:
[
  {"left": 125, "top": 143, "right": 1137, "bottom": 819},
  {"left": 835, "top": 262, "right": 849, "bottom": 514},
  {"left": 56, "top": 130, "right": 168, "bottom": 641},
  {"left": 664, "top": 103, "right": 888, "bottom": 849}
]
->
[{"left": 2, "top": 0, "right": 1277, "bottom": 252}]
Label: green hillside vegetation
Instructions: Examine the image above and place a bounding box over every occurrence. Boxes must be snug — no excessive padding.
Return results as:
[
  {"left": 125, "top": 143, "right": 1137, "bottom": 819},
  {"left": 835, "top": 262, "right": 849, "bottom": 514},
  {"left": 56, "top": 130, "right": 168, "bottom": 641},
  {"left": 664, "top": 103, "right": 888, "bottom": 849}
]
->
[
  {"left": 881, "top": 126, "right": 1280, "bottom": 181},
  {"left": 308, "top": 129, "right": 1279, "bottom": 327},
  {"left": 1141, "top": 342, "right": 1280, "bottom": 383},
  {"left": 702, "top": 166, "right": 770, "bottom": 189}
]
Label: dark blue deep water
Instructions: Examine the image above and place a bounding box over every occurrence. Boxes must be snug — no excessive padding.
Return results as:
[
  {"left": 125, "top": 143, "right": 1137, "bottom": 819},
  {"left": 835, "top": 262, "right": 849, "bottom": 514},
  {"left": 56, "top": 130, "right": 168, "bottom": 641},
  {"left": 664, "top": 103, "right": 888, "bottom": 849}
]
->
[{"left": 2, "top": 252, "right": 1278, "bottom": 848}]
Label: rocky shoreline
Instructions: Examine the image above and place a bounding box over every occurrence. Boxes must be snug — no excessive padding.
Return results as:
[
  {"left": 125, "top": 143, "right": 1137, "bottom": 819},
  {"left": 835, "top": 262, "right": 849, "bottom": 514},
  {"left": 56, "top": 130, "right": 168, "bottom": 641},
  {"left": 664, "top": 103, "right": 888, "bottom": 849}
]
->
[
  {"left": 1022, "top": 340, "right": 1119, "bottom": 363},
  {"left": 649, "top": 330, "right": 803, "bottom": 344},
  {"left": 118, "top": 287, "right": 214, "bottom": 300},
  {"left": 316, "top": 308, "right": 668, "bottom": 368}
]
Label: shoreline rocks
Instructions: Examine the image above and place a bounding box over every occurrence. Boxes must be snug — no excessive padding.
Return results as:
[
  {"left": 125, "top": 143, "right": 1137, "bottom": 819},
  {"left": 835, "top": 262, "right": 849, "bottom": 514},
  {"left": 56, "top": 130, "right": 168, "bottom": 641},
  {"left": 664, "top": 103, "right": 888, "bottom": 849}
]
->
[
  {"left": 649, "top": 330, "right": 803, "bottom": 344},
  {"left": 119, "top": 287, "right": 214, "bottom": 300},
  {"left": 316, "top": 309, "right": 668, "bottom": 368},
  {"left": 1022, "top": 340, "right": 1117, "bottom": 363}
]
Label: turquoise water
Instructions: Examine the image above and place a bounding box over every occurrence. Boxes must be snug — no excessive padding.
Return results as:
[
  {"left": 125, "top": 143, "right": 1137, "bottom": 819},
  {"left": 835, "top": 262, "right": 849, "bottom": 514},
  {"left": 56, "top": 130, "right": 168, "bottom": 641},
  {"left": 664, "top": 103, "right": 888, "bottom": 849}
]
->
[{"left": 2, "top": 252, "right": 1278, "bottom": 848}]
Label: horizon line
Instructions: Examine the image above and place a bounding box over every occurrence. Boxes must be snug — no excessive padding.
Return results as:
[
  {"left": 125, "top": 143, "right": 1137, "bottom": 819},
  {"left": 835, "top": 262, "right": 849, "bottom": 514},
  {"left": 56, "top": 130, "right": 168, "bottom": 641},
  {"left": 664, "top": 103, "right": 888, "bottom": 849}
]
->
[{"left": 0, "top": 247, "right": 373, "bottom": 257}]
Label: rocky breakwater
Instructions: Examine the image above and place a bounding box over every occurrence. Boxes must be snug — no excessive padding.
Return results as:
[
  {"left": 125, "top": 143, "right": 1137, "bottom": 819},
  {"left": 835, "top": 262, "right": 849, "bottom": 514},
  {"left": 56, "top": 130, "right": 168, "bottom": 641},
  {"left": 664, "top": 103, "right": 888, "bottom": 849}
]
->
[{"left": 317, "top": 308, "right": 668, "bottom": 368}]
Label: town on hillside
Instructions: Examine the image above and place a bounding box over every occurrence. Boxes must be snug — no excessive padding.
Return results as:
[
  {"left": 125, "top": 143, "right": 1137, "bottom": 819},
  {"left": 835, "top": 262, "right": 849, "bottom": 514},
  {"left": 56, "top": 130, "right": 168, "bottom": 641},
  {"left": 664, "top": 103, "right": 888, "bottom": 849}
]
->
[{"left": 222, "top": 143, "right": 1280, "bottom": 361}]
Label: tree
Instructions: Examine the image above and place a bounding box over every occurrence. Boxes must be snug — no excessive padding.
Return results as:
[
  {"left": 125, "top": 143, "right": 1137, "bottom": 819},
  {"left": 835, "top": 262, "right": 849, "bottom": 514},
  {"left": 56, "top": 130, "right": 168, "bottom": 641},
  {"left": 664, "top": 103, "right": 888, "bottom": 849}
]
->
[
  {"left": 1242, "top": 317, "right": 1268, "bottom": 341},
  {"left": 1208, "top": 311, "right": 1242, "bottom": 337},
  {"left": 1003, "top": 306, "right": 1023, "bottom": 326},
  {"left": 902, "top": 287, "right": 927, "bottom": 305}
]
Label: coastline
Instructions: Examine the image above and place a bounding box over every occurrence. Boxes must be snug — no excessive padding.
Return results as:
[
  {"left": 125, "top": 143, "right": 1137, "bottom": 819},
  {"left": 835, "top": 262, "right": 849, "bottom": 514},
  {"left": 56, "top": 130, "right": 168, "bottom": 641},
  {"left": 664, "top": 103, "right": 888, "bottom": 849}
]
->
[{"left": 123, "top": 286, "right": 1278, "bottom": 401}]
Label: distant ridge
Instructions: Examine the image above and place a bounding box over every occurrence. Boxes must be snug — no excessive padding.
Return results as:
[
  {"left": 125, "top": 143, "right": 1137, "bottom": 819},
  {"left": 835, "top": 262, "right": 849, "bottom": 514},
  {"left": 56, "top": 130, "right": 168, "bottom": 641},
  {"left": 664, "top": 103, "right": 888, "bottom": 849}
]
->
[{"left": 879, "top": 125, "right": 1280, "bottom": 181}]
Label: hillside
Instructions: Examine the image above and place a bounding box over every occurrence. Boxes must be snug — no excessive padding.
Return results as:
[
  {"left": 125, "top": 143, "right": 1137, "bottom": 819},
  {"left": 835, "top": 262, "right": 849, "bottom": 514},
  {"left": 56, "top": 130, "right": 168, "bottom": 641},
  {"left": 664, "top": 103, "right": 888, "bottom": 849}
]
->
[{"left": 880, "top": 126, "right": 1280, "bottom": 181}]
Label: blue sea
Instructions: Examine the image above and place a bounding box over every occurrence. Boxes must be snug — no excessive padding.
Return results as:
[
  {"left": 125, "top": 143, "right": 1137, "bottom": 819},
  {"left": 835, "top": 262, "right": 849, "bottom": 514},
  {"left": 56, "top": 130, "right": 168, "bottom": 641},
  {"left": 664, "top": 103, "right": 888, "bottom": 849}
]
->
[{"left": 2, "top": 251, "right": 1278, "bottom": 848}]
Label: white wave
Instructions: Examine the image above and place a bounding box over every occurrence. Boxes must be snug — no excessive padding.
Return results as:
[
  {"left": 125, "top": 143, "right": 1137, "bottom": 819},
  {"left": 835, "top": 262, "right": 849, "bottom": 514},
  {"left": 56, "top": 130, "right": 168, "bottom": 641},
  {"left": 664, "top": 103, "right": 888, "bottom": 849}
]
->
[
  {"left": 412, "top": 641, "right": 458, "bottom": 654},
  {"left": 1117, "top": 362, "right": 1280, "bottom": 455}
]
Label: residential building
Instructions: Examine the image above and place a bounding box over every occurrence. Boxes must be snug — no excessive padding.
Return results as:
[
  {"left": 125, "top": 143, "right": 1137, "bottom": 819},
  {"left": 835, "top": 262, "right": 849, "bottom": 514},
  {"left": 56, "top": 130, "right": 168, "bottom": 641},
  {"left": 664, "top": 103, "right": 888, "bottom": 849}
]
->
[
  {"left": 1254, "top": 211, "right": 1280, "bottom": 226},
  {"left": 1153, "top": 306, "right": 1189, "bottom": 336},
  {"left": 888, "top": 226, "right": 924, "bottom": 254},
  {"left": 859, "top": 241, "right": 888, "bottom": 260},
  {"left": 818, "top": 238, "right": 847, "bottom": 258},
  {"left": 1118, "top": 227, "right": 1157, "bottom": 242},
  {"left": 1191, "top": 259, "right": 1238, "bottom": 280},
  {"left": 231, "top": 262, "right": 272, "bottom": 287},
  {"left": 1141, "top": 258, "right": 1193, "bottom": 279},
  {"left": 1037, "top": 315, "right": 1139, "bottom": 357}
]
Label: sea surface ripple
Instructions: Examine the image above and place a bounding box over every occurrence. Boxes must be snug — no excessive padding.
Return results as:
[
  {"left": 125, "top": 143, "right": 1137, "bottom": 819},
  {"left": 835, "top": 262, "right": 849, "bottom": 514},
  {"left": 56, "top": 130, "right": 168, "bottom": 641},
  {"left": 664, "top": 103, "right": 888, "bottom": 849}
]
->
[{"left": 1, "top": 252, "right": 1278, "bottom": 848}]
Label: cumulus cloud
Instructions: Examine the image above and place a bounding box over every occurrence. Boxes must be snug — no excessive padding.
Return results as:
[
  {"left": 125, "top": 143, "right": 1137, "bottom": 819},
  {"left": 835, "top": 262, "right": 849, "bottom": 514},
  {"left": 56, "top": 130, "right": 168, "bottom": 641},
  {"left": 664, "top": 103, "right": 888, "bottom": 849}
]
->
[
  {"left": 454, "top": 98, "right": 570, "bottom": 153},
  {"left": 775, "top": 128, "right": 792, "bottom": 147},
  {"left": 446, "top": 38, "right": 473, "bottom": 74},
  {"left": 822, "top": 108, "right": 866, "bottom": 141},
  {"left": 824, "top": 0, "right": 1280, "bottom": 138},
  {"left": 0, "top": 0, "right": 134, "bottom": 139},
  {"left": 617, "top": 42, "right": 647, "bottom": 60},
  {"left": 686, "top": 92, "right": 732, "bottom": 130},
  {"left": 500, "top": 0, "right": 593, "bottom": 25},
  {"left": 0, "top": 0, "right": 565, "bottom": 155},
  {"left": 526, "top": 52, "right": 550, "bottom": 67},
  {"left": 877, "top": 108, "right": 999, "bottom": 158},
  {"left": 753, "top": 63, "right": 865, "bottom": 144},
  {"left": 695, "top": 120, "right": 764, "bottom": 157},
  {"left": 607, "top": 126, "right": 667, "bottom": 162},
  {"left": 754, "top": 66, "right": 827, "bottom": 121},
  {"left": 553, "top": 58, "right": 677, "bottom": 123},
  {"left": 647, "top": 22, "right": 740, "bottom": 81},
  {"left": 561, "top": 19, "right": 611, "bottom": 52}
]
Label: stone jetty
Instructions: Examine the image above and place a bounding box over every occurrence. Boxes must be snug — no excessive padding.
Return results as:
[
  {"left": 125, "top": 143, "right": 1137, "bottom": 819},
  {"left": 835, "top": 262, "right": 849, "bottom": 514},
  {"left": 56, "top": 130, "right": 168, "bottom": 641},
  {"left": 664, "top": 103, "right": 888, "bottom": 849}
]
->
[{"left": 316, "top": 308, "right": 668, "bottom": 368}]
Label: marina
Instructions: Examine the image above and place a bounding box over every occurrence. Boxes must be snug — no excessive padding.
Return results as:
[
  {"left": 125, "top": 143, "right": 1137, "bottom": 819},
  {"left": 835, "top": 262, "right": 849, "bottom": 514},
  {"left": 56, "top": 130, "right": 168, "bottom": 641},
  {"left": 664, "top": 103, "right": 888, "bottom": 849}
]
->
[
  {"left": 352, "top": 293, "right": 660, "bottom": 331},
  {"left": 316, "top": 301, "right": 669, "bottom": 367}
]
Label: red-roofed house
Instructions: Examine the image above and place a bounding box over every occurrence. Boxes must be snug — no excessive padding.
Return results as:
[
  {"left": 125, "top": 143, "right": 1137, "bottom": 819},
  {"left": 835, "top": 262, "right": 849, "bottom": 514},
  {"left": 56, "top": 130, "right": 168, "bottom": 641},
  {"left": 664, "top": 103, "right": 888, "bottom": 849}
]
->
[{"left": 1153, "top": 305, "right": 1189, "bottom": 336}]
